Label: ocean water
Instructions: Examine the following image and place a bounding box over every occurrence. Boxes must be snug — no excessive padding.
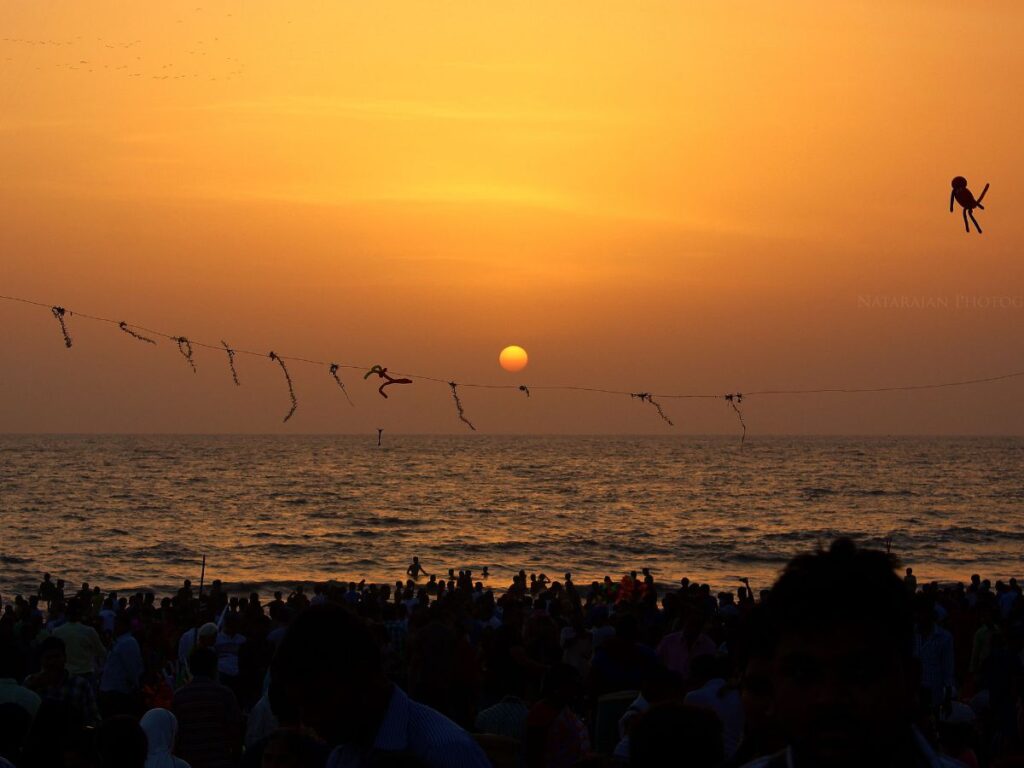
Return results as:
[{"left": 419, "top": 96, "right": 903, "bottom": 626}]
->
[{"left": 1, "top": 435, "right": 1022, "bottom": 598}]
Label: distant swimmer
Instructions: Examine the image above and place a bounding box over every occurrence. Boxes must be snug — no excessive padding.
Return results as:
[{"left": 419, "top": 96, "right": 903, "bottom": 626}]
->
[
  {"left": 950, "top": 176, "right": 989, "bottom": 233},
  {"left": 904, "top": 567, "right": 917, "bottom": 594},
  {"left": 406, "top": 556, "right": 430, "bottom": 580},
  {"left": 481, "top": 566, "right": 489, "bottom": 580}
]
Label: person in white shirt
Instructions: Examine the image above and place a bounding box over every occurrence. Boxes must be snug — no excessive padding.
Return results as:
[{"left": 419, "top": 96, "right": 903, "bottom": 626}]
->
[
  {"left": 214, "top": 613, "right": 246, "bottom": 689},
  {"left": 684, "top": 654, "right": 744, "bottom": 761},
  {"left": 98, "top": 597, "right": 118, "bottom": 635}
]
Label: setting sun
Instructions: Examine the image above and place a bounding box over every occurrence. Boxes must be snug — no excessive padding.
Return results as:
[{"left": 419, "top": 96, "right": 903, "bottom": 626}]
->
[{"left": 499, "top": 345, "right": 528, "bottom": 373}]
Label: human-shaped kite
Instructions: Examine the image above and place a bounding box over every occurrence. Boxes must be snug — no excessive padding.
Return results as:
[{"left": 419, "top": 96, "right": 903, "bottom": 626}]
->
[
  {"left": 364, "top": 364, "right": 412, "bottom": 398},
  {"left": 950, "top": 176, "right": 989, "bottom": 234}
]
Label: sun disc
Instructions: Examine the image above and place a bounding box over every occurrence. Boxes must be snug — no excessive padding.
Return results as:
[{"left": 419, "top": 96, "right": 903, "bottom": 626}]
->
[{"left": 499, "top": 345, "right": 528, "bottom": 372}]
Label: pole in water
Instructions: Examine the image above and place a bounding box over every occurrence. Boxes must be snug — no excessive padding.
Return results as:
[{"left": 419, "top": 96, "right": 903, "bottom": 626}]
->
[
  {"left": 377, "top": 428, "right": 383, "bottom": 446},
  {"left": 198, "top": 555, "right": 206, "bottom": 597}
]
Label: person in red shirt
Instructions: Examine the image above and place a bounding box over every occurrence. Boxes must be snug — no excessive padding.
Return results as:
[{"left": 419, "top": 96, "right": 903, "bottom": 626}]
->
[{"left": 526, "top": 664, "right": 590, "bottom": 768}]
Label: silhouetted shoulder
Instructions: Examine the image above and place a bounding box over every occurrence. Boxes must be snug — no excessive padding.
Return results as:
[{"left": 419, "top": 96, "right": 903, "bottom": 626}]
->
[
  {"left": 739, "top": 751, "right": 789, "bottom": 768},
  {"left": 740, "top": 746, "right": 966, "bottom": 768}
]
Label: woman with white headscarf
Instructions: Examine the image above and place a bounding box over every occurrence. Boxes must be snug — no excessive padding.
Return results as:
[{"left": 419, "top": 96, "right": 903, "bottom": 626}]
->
[{"left": 140, "top": 708, "right": 191, "bottom": 768}]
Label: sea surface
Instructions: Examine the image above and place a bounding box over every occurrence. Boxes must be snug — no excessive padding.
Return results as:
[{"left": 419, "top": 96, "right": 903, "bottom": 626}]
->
[{"left": 1, "top": 435, "right": 1022, "bottom": 598}]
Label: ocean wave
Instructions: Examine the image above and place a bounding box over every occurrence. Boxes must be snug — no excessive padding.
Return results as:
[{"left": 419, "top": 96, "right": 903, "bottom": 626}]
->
[
  {"left": 849, "top": 488, "right": 916, "bottom": 497},
  {"left": 800, "top": 487, "right": 837, "bottom": 496}
]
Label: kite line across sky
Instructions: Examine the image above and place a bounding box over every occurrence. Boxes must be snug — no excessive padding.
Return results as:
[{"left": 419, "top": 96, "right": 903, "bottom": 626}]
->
[{"left": 1, "top": 292, "right": 1022, "bottom": 440}]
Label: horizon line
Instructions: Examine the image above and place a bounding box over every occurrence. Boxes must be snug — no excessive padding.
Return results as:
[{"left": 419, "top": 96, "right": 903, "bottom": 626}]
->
[{"left": 1, "top": 431, "right": 1022, "bottom": 439}]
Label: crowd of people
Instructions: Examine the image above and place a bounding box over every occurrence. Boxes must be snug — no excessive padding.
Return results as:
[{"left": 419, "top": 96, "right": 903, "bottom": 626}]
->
[{"left": 0, "top": 542, "right": 1022, "bottom": 768}]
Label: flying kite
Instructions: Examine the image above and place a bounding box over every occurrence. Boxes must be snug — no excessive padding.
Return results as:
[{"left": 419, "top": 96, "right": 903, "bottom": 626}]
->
[
  {"left": 364, "top": 365, "right": 413, "bottom": 398},
  {"left": 950, "top": 176, "right": 989, "bottom": 234}
]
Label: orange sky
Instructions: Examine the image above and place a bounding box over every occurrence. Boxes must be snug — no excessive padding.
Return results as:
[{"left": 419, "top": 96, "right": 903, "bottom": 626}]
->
[{"left": 1, "top": 1, "right": 1022, "bottom": 434}]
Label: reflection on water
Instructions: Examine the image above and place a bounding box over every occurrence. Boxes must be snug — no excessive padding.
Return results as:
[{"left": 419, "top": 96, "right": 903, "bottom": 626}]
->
[{"left": 1, "top": 435, "right": 1021, "bottom": 595}]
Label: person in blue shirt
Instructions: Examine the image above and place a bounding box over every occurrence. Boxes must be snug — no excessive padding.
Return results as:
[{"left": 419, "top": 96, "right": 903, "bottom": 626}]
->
[
  {"left": 270, "top": 604, "right": 489, "bottom": 768},
  {"left": 99, "top": 613, "right": 143, "bottom": 719}
]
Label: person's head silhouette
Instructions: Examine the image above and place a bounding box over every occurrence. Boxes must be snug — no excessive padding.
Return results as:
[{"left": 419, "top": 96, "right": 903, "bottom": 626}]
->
[
  {"left": 764, "top": 538, "right": 917, "bottom": 768},
  {"left": 270, "top": 604, "right": 388, "bottom": 747}
]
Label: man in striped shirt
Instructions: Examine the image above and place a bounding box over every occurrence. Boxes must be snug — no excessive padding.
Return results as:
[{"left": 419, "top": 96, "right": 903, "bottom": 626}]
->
[
  {"left": 172, "top": 646, "right": 242, "bottom": 768},
  {"left": 23, "top": 636, "right": 99, "bottom": 727}
]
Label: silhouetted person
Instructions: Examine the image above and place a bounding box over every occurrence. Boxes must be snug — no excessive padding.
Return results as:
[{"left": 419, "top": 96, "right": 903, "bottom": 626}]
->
[
  {"left": 38, "top": 574, "right": 58, "bottom": 605},
  {"left": 590, "top": 614, "right": 660, "bottom": 696},
  {"left": 629, "top": 703, "right": 723, "bottom": 768},
  {"left": 256, "top": 727, "right": 330, "bottom": 768},
  {"left": 406, "top": 558, "right": 428, "bottom": 580},
  {"left": 904, "top": 567, "right": 917, "bottom": 594},
  {"left": 0, "top": 702, "right": 32, "bottom": 767},
  {"left": 23, "top": 635, "right": 100, "bottom": 726},
  {"left": 20, "top": 697, "right": 85, "bottom": 768},
  {"left": 950, "top": 176, "right": 989, "bottom": 233},
  {"left": 525, "top": 663, "right": 589, "bottom": 768},
  {"left": 655, "top": 608, "right": 714, "bottom": 684},
  {"left": 0, "top": 641, "right": 40, "bottom": 721},
  {"left": 684, "top": 654, "right": 743, "bottom": 760},
  {"left": 175, "top": 580, "right": 194, "bottom": 611},
  {"left": 913, "top": 593, "right": 954, "bottom": 715},
  {"left": 214, "top": 612, "right": 246, "bottom": 702},
  {"left": 729, "top": 608, "right": 786, "bottom": 766},
  {"left": 53, "top": 599, "right": 106, "bottom": 680},
  {"left": 270, "top": 604, "right": 488, "bottom": 767},
  {"left": 99, "top": 613, "right": 143, "bottom": 719},
  {"left": 741, "top": 538, "right": 962, "bottom": 768},
  {"left": 96, "top": 715, "right": 148, "bottom": 768},
  {"left": 172, "top": 647, "right": 242, "bottom": 768},
  {"left": 140, "top": 707, "right": 191, "bottom": 768}
]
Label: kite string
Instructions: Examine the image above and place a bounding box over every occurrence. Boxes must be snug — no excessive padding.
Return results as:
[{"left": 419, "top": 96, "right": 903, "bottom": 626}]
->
[
  {"left": 119, "top": 322, "right": 156, "bottom": 345},
  {"left": 329, "top": 363, "right": 354, "bottom": 406},
  {"left": 449, "top": 382, "right": 476, "bottom": 431},
  {"left": 221, "top": 341, "right": 240, "bottom": 385},
  {"left": 51, "top": 306, "right": 72, "bottom": 348},
  {"left": 725, "top": 393, "right": 747, "bottom": 445},
  {"left": 269, "top": 351, "right": 297, "bottom": 422},
  {"left": 175, "top": 337, "right": 196, "bottom": 373},
  {"left": 3, "top": 293, "right": 1023, "bottom": 411},
  {"left": 631, "top": 392, "right": 674, "bottom": 427}
]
